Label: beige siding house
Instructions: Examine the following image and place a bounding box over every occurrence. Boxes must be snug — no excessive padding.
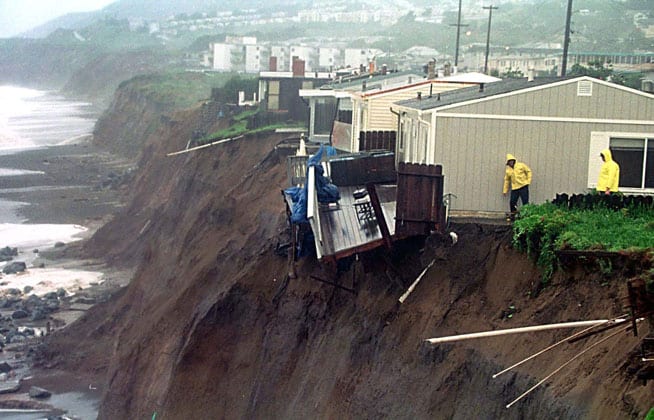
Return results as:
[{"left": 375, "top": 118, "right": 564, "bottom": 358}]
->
[
  {"left": 300, "top": 72, "right": 500, "bottom": 152},
  {"left": 394, "top": 76, "right": 654, "bottom": 217}
]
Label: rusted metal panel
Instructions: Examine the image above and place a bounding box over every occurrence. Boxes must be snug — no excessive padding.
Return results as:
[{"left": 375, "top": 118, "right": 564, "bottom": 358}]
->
[{"left": 395, "top": 162, "right": 445, "bottom": 236}]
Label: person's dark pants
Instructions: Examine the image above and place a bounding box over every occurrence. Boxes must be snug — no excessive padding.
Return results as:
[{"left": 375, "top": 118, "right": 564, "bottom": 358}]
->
[{"left": 510, "top": 185, "right": 529, "bottom": 213}]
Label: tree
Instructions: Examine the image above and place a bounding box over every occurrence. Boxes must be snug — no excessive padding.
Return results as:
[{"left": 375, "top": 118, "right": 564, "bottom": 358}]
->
[
  {"left": 568, "top": 61, "right": 613, "bottom": 80},
  {"left": 501, "top": 67, "right": 524, "bottom": 78}
]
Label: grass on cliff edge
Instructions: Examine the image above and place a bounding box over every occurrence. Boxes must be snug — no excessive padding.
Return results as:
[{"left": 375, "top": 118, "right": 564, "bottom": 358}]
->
[
  {"left": 125, "top": 71, "right": 245, "bottom": 109},
  {"left": 200, "top": 108, "right": 304, "bottom": 143},
  {"left": 512, "top": 202, "right": 654, "bottom": 282}
]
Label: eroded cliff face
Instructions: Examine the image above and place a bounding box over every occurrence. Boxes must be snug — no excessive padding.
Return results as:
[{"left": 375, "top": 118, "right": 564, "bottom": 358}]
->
[
  {"left": 40, "top": 100, "right": 653, "bottom": 419},
  {"left": 92, "top": 82, "right": 173, "bottom": 159}
]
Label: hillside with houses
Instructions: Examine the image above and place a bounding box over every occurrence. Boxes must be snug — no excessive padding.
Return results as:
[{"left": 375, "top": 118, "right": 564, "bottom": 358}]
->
[{"left": 0, "top": 0, "right": 653, "bottom": 418}]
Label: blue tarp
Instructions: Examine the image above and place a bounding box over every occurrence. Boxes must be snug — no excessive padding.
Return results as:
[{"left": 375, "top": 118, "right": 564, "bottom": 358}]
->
[{"left": 284, "top": 145, "right": 340, "bottom": 224}]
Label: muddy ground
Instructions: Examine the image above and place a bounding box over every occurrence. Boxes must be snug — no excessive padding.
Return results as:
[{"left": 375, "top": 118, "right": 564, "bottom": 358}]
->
[{"left": 30, "top": 119, "right": 652, "bottom": 419}]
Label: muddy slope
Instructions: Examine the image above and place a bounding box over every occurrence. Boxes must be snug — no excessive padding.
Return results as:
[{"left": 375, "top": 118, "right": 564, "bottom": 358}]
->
[{"left": 40, "top": 104, "right": 653, "bottom": 418}]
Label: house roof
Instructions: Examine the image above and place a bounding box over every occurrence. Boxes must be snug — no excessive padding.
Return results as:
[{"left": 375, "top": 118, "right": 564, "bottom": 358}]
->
[
  {"left": 322, "top": 71, "right": 424, "bottom": 92},
  {"left": 396, "top": 76, "right": 575, "bottom": 111},
  {"left": 435, "top": 72, "right": 502, "bottom": 84}
]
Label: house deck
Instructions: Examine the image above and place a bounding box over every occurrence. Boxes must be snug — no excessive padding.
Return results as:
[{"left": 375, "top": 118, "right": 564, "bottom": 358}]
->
[{"left": 318, "top": 184, "right": 396, "bottom": 259}]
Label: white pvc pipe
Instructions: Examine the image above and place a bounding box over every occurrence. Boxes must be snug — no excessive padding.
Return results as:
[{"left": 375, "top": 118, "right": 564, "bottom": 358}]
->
[
  {"left": 167, "top": 135, "right": 243, "bottom": 156},
  {"left": 505, "top": 321, "right": 639, "bottom": 408},
  {"left": 398, "top": 259, "right": 436, "bottom": 304},
  {"left": 492, "top": 314, "right": 628, "bottom": 378},
  {"left": 424, "top": 319, "right": 628, "bottom": 344}
]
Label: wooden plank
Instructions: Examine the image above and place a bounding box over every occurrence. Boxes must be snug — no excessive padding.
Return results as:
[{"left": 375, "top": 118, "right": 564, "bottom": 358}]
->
[{"left": 367, "top": 183, "right": 392, "bottom": 249}]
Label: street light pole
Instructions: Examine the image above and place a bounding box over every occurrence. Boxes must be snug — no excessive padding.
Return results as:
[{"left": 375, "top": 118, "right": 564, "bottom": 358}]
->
[{"left": 483, "top": 5, "right": 498, "bottom": 75}]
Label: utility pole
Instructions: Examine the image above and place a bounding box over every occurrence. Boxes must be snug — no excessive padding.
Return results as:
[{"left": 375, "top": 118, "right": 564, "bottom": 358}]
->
[
  {"left": 483, "top": 5, "right": 498, "bottom": 75},
  {"left": 450, "top": 0, "right": 468, "bottom": 68},
  {"left": 561, "top": 0, "right": 573, "bottom": 76}
]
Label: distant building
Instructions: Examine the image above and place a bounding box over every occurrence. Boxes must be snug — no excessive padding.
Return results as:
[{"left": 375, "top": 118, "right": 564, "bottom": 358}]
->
[
  {"left": 258, "top": 59, "right": 334, "bottom": 121},
  {"left": 289, "top": 46, "right": 318, "bottom": 71},
  {"left": 318, "top": 47, "right": 343, "bottom": 71},
  {"left": 344, "top": 48, "right": 383, "bottom": 70}
]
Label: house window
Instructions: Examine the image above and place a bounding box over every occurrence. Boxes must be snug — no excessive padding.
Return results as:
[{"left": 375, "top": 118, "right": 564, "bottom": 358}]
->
[
  {"left": 268, "top": 81, "right": 280, "bottom": 110},
  {"left": 610, "top": 137, "right": 654, "bottom": 189}
]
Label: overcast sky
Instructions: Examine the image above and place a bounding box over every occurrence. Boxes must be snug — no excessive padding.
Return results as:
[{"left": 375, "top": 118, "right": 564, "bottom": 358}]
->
[{"left": 0, "top": 0, "right": 116, "bottom": 38}]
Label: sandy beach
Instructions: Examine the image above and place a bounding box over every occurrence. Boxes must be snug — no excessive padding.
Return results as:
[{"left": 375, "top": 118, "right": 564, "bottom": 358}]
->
[
  {"left": 0, "top": 141, "right": 133, "bottom": 225},
  {"left": 0, "top": 140, "right": 135, "bottom": 418}
]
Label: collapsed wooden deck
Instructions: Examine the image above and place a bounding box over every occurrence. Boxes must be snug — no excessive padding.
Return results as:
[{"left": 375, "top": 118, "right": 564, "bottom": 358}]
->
[
  {"left": 286, "top": 150, "right": 444, "bottom": 262},
  {"left": 317, "top": 185, "right": 396, "bottom": 259}
]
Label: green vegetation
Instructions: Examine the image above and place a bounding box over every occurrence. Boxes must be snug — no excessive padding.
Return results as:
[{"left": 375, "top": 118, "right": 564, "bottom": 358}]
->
[
  {"left": 125, "top": 71, "right": 243, "bottom": 108},
  {"left": 569, "top": 61, "right": 647, "bottom": 90},
  {"left": 201, "top": 108, "right": 303, "bottom": 144},
  {"left": 512, "top": 201, "right": 654, "bottom": 282},
  {"left": 646, "top": 407, "right": 654, "bottom": 420}
]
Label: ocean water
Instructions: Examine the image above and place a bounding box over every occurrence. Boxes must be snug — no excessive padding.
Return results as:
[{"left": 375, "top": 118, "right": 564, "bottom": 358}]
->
[
  {"left": 0, "top": 85, "right": 96, "bottom": 153},
  {"left": 0, "top": 85, "right": 102, "bottom": 295}
]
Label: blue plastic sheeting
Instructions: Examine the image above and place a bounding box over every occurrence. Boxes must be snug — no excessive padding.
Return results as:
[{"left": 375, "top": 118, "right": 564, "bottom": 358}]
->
[{"left": 285, "top": 145, "right": 340, "bottom": 224}]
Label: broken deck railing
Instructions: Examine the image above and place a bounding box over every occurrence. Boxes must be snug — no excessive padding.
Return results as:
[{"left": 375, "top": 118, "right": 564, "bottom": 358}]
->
[{"left": 306, "top": 165, "right": 324, "bottom": 260}]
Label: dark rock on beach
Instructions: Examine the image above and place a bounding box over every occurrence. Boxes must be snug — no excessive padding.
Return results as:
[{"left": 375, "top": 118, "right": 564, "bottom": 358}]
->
[
  {"left": 2, "top": 262, "right": 26, "bottom": 274},
  {"left": 29, "top": 386, "right": 52, "bottom": 399}
]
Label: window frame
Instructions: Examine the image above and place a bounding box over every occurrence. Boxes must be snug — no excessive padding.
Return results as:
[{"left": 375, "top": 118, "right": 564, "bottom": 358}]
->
[{"left": 588, "top": 131, "right": 654, "bottom": 193}]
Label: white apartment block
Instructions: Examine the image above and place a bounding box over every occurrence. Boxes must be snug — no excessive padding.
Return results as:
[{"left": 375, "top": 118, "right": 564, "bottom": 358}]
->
[
  {"left": 271, "top": 46, "right": 290, "bottom": 71},
  {"left": 344, "top": 48, "right": 382, "bottom": 70},
  {"left": 213, "top": 43, "right": 241, "bottom": 71},
  {"left": 245, "top": 44, "right": 268, "bottom": 73},
  {"left": 319, "top": 47, "right": 342, "bottom": 71},
  {"left": 289, "top": 46, "right": 318, "bottom": 71}
]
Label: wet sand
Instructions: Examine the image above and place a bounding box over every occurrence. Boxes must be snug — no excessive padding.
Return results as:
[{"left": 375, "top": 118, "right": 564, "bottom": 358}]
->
[
  {"left": 0, "top": 141, "right": 133, "bottom": 226},
  {"left": 0, "top": 141, "right": 135, "bottom": 417}
]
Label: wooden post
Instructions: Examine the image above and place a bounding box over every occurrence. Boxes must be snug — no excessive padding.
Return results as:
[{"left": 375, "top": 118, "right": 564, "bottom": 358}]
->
[{"left": 366, "top": 183, "right": 392, "bottom": 249}]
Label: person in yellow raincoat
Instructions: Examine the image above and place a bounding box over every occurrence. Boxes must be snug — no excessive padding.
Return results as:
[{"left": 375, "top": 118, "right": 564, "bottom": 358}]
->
[
  {"left": 503, "top": 153, "right": 532, "bottom": 217},
  {"left": 597, "top": 148, "right": 620, "bottom": 195}
]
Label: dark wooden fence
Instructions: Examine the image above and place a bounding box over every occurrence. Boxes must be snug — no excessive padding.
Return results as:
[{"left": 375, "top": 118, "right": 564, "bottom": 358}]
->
[
  {"left": 358, "top": 131, "right": 396, "bottom": 152},
  {"left": 395, "top": 163, "right": 445, "bottom": 237},
  {"left": 329, "top": 152, "right": 396, "bottom": 187}
]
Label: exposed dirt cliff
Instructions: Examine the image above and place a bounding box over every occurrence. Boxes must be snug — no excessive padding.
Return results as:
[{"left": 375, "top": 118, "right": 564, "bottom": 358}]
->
[{"left": 38, "top": 101, "right": 653, "bottom": 419}]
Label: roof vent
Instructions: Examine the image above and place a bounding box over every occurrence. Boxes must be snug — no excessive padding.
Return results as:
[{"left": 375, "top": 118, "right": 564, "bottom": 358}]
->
[
  {"left": 577, "top": 80, "right": 593, "bottom": 96},
  {"left": 479, "top": 83, "right": 484, "bottom": 92},
  {"left": 417, "top": 92, "right": 422, "bottom": 100}
]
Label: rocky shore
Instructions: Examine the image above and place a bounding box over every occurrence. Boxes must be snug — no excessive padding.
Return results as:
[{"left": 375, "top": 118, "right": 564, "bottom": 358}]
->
[{"left": 0, "top": 141, "right": 135, "bottom": 418}]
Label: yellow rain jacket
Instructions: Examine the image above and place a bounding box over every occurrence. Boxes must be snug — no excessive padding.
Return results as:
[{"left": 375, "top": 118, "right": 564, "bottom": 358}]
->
[
  {"left": 597, "top": 148, "right": 620, "bottom": 193},
  {"left": 503, "top": 153, "right": 532, "bottom": 194}
]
